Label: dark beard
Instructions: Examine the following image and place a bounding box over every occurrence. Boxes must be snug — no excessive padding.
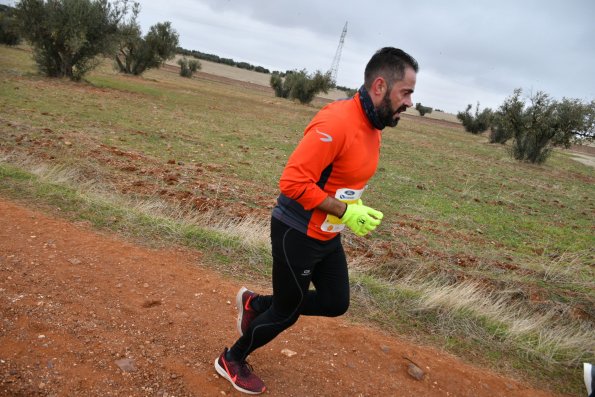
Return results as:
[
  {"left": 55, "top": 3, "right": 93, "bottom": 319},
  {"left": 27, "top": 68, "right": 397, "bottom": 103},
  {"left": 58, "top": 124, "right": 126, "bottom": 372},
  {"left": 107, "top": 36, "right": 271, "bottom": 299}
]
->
[{"left": 376, "top": 92, "right": 407, "bottom": 128}]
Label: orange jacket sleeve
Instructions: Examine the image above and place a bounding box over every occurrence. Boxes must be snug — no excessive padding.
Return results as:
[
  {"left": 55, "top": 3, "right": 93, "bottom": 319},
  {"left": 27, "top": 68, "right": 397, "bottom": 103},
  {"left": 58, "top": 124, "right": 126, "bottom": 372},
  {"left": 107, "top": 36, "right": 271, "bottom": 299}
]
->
[{"left": 279, "top": 118, "right": 347, "bottom": 210}]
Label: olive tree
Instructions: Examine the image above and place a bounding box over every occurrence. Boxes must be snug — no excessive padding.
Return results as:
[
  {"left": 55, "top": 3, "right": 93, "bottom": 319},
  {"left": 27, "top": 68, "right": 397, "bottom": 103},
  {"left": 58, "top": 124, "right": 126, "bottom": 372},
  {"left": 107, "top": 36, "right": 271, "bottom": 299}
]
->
[
  {"left": 457, "top": 102, "right": 493, "bottom": 134},
  {"left": 114, "top": 3, "right": 179, "bottom": 76},
  {"left": 270, "top": 69, "right": 332, "bottom": 104},
  {"left": 415, "top": 102, "right": 433, "bottom": 117},
  {"left": 491, "top": 89, "right": 594, "bottom": 164},
  {"left": 178, "top": 56, "right": 200, "bottom": 78},
  {"left": 15, "top": 0, "right": 129, "bottom": 80}
]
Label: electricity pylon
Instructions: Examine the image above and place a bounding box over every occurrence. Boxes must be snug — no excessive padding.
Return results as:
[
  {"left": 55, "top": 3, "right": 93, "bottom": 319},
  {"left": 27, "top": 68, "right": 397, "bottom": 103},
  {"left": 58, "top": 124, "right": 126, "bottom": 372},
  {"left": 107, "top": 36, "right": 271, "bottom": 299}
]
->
[{"left": 329, "top": 21, "right": 348, "bottom": 84}]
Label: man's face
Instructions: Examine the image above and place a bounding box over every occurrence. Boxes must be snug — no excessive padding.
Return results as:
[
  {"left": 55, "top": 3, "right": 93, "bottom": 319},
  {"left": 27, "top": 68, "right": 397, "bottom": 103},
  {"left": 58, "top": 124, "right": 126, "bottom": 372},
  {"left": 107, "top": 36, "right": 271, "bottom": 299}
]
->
[{"left": 376, "top": 67, "right": 417, "bottom": 127}]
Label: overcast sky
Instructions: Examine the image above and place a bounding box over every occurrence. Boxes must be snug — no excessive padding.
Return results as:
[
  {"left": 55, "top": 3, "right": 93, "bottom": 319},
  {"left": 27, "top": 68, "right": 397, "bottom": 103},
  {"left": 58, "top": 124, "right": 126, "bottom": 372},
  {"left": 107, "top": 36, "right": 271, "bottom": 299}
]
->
[{"left": 4, "top": 0, "right": 594, "bottom": 113}]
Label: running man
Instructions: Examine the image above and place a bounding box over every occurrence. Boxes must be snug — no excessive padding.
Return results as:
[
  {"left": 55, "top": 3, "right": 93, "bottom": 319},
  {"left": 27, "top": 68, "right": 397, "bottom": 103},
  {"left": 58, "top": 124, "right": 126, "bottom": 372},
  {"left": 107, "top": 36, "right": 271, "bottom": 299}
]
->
[{"left": 215, "top": 47, "right": 418, "bottom": 394}]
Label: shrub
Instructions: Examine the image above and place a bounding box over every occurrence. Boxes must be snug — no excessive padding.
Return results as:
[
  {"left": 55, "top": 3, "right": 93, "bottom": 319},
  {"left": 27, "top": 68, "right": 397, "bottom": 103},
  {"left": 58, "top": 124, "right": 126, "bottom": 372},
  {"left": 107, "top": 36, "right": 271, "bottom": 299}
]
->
[
  {"left": 0, "top": 5, "right": 21, "bottom": 46},
  {"left": 270, "top": 69, "right": 332, "bottom": 104},
  {"left": 457, "top": 102, "right": 493, "bottom": 134},
  {"left": 178, "top": 56, "right": 200, "bottom": 78},
  {"left": 415, "top": 102, "right": 433, "bottom": 117},
  {"left": 270, "top": 73, "right": 289, "bottom": 98},
  {"left": 254, "top": 66, "right": 269, "bottom": 74},
  {"left": 344, "top": 88, "right": 357, "bottom": 97}
]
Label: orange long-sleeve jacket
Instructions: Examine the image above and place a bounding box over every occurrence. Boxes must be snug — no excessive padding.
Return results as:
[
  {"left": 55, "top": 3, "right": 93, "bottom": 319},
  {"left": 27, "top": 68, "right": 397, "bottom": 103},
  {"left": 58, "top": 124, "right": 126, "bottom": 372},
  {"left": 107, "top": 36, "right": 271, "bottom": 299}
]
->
[{"left": 272, "top": 92, "right": 381, "bottom": 240}]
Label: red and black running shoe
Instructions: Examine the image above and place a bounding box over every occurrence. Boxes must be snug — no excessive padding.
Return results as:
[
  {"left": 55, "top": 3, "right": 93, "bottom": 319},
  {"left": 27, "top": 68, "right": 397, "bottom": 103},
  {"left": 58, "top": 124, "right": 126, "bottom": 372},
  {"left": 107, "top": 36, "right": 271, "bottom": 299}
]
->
[
  {"left": 236, "top": 287, "right": 259, "bottom": 336},
  {"left": 214, "top": 348, "right": 266, "bottom": 395}
]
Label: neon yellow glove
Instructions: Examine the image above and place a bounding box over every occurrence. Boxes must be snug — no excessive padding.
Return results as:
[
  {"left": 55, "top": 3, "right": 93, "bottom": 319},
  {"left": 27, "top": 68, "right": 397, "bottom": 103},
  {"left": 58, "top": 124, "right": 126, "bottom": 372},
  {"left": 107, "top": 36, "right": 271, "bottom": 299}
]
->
[{"left": 340, "top": 199, "right": 384, "bottom": 237}]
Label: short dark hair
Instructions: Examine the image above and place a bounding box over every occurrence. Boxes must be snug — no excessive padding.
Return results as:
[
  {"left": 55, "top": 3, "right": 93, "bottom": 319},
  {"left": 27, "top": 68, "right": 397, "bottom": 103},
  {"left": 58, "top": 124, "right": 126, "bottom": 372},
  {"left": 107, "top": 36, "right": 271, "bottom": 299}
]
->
[{"left": 364, "top": 47, "right": 418, "bottom": 90}]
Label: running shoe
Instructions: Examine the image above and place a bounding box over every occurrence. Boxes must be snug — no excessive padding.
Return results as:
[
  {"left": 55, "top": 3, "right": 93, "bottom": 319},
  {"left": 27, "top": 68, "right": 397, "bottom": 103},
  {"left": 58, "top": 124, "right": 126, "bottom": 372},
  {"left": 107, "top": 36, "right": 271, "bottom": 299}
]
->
[
  {"left": 236, "top": 287, "right": 259, "bottom": 336},
  {"left": 585, "top": 363, "right": 594, "bottom": 397},
  {"left": 214, "top": 348, "right": 266, "bottom": 395}
]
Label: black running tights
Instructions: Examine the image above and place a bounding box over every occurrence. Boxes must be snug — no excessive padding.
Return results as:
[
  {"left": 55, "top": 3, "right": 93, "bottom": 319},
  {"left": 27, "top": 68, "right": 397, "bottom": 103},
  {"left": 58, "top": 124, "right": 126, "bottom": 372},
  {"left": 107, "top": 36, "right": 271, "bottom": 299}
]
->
[{"left": 229, "top": 217, "right": 349, "bottom": 361}]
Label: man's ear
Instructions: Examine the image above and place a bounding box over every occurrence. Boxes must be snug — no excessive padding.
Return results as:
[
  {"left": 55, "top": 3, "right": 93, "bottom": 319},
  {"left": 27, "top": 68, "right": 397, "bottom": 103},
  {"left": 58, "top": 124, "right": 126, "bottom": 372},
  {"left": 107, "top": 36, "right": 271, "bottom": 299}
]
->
[
  {"left": 371, "top": 77, "right": 387, "bottom": 97},
  {"left": 369, "top": 77, "right": 387, "bottom": 104}
]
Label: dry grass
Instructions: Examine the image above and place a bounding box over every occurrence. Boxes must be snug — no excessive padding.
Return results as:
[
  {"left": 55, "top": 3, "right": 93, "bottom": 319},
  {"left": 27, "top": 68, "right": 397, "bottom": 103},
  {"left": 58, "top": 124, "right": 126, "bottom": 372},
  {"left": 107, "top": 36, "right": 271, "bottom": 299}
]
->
[
  {"left": 211, "top": 216, "right": 269, "bottom": 248},
  {"left": 534, "top": 251, "right": 594, "bottom": 285},
  {"left": 414, "top": 279, "right": 593, "bottom": 365},
  {"left": 1, "top": 154, "right": 270, "bottom": 255}
]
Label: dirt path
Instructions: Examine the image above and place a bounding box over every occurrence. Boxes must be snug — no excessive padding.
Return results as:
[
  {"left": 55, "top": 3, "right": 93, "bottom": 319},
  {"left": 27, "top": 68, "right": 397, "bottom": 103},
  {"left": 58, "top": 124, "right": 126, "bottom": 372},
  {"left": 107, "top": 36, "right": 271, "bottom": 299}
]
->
[
  {"left": 0, "top": 198, "right": 565, "bottom": 396},
  {"left": 568, "top": 152, "right": 595, "bottom": 168}
]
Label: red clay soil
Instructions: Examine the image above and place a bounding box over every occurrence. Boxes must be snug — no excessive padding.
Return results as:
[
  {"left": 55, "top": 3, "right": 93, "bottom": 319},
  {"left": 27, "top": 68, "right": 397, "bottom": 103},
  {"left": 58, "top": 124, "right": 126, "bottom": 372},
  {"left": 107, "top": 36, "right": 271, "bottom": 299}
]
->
[{"left": 0, "top": 198, "right": 566, "bottom": 397}]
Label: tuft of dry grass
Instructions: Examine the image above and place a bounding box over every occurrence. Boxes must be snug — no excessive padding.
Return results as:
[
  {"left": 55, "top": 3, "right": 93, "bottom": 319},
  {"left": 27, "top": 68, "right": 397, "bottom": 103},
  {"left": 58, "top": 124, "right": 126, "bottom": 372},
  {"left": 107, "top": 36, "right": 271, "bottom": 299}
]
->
[
  {"left": 533, "top": 250, "right": 595, "bottom": 285},
  {"left": 210, "top": 215, "right": 269, "bottom": 249},
  {"left": 414, "top": 278, "right": 593, "bottom": 364}
]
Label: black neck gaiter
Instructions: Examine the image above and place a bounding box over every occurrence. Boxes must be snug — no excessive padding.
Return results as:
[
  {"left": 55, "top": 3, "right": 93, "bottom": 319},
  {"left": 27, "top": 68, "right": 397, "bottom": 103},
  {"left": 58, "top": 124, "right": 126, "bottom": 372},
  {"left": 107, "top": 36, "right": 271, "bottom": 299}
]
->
[{"left": 358, "top": 85, "right": 385, "bottom": 130}]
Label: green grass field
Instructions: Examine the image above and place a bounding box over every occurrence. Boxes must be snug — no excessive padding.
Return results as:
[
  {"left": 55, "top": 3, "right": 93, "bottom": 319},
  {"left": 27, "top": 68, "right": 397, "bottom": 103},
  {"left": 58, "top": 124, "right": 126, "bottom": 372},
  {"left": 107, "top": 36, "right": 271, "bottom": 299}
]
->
[{"left": 1, "top": 45, "right": 593, "bottom": 395}]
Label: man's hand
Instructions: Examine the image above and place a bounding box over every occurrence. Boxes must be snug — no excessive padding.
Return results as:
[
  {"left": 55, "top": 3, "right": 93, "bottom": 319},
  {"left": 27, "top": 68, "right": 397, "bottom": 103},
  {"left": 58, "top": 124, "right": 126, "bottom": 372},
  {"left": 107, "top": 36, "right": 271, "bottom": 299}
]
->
[{"left": 340, "top": 199, "right": 383, "bottom": 236}]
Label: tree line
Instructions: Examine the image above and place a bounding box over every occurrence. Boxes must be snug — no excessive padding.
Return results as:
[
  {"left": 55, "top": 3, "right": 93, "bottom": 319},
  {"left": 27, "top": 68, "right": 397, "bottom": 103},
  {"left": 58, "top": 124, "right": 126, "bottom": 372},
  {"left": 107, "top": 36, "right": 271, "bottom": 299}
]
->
[
  {"left": 177, "top": 47, "right": 270, "bottom": 74},
  {"left": 457, "top": 90, "right": 595, "bottom": 164}
]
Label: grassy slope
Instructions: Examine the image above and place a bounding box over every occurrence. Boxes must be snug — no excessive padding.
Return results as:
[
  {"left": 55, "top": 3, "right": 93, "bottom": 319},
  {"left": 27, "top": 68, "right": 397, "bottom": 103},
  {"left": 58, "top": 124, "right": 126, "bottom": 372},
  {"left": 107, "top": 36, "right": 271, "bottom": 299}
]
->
[{"left": 1, "top": 45, "right": 593, "bottom": 395}]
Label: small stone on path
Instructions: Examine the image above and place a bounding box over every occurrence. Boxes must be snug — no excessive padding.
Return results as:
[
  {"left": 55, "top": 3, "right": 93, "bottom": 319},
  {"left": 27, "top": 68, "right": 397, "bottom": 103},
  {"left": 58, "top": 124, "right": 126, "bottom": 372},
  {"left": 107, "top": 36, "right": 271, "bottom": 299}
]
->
[
  {"left": 115, "top": 358, "right": 136, "bottom": 372},
  {"left": 281, "top": 348, "right": 297, "bottom": 357},
  {"left": 407, "top": 362, "right": 425, "bottom": 381}
]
